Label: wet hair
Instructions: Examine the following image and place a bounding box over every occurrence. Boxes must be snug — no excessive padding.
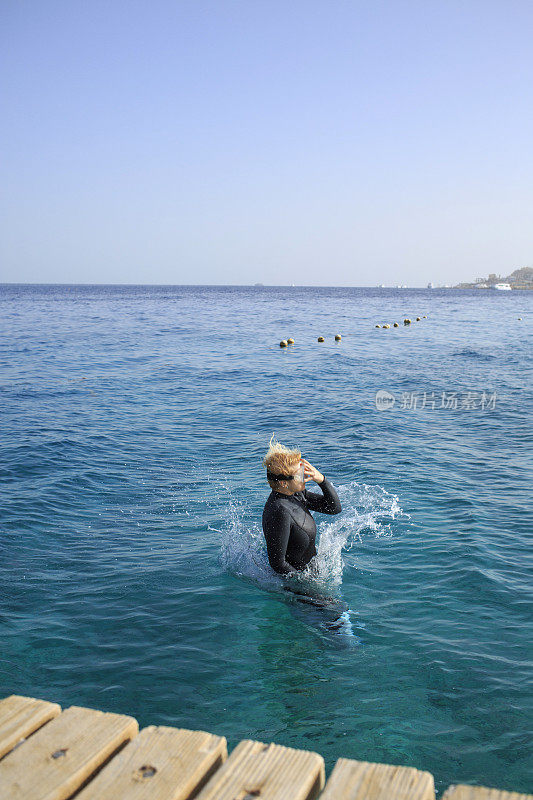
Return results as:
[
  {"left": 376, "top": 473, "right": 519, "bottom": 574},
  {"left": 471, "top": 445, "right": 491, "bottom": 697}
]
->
[{"left": 262, "top": 433, "right": 301, "bottom": 487}]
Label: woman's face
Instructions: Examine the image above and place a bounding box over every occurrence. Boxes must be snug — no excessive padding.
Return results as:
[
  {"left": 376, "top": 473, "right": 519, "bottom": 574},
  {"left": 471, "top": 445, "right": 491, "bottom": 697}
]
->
[{"left": 283, "top": 460, "right": 305, "bottom": 493}]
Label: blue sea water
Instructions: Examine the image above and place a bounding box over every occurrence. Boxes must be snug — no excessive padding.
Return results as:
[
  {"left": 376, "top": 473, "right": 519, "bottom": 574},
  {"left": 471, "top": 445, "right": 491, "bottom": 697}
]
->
[{"left": 0, "top": 283, "right": 531, "bottom": 796}]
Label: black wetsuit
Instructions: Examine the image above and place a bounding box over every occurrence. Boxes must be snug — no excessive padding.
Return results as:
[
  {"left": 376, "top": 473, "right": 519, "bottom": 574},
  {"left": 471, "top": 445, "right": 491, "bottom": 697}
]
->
[{"left": 262, "top": 476, "right": 342, "bottom": 575}]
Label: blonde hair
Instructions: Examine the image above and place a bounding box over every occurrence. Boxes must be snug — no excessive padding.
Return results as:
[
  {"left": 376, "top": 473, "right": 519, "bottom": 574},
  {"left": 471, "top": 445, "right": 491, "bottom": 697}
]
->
[{"left": 262, "top": 433, "right": 301, "bottom": 486}]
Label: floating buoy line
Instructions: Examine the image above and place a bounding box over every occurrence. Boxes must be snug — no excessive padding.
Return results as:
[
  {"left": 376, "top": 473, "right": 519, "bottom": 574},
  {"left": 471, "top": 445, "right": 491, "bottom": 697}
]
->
[
  {"left": 279, "top": 318, "right": 433, "bottom": 345},
  {"left": 375, "top": 315, "right": 428, "bottom": 329},
  {"left": 279, "top": 315, "right": 523, "bottom": 346},
  {"left": 279, "top": 334, "right": 342, "bottom": 347}
]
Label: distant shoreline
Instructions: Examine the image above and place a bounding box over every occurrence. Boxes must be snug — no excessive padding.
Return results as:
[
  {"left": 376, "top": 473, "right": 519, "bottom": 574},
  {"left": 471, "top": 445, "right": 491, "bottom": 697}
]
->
[
  {"left": 1, "top": 282, "right": 532, "bottom": 290},
  {"left": 453, "top": 266, "right": 533, "bottom": 290}
]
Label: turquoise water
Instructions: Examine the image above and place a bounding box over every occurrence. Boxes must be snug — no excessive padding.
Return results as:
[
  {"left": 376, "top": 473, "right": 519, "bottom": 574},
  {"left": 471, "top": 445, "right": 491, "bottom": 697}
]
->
[{"left": 1, "top": 284, "right": 531, "bottom": 796}]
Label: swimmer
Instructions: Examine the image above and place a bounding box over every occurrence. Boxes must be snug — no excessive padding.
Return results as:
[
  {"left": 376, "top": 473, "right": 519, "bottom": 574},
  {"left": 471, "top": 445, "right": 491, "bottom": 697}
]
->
[{"left": 261, "top": 437, "right": 342, "bottom": 575}]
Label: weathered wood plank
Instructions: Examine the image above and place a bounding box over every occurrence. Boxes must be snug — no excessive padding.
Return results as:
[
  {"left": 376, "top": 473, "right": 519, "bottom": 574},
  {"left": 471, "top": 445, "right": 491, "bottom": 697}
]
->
[
  {"left": 442, "top": 785, "right": 533, "bottom": 800},
  {"left": 74, "top": 724, "right": 227, "bottom": 800},
  {"left": 0, "top": 694, "right": 61, "bottom": 759},
  {"left": 320, "top": 757, "right": 435, "bottom": 800},
  {"left": 192, "top": 738, "right": 325, "bottom": 800},
  {"left": 0, "top": 703, "right": 138, "bottom": 800}
]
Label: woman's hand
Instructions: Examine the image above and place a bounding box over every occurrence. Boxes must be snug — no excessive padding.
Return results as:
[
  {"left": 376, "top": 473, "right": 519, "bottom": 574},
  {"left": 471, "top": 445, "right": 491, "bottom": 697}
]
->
[{"left": 301, "top": 458, "right": 324, "bottom": 485}]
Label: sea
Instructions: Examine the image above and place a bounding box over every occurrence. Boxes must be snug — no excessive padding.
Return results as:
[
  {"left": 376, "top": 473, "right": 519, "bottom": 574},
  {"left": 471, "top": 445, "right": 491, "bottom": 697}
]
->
[{"left": 0, "top": 283, "right": 531, "bottom": 796}]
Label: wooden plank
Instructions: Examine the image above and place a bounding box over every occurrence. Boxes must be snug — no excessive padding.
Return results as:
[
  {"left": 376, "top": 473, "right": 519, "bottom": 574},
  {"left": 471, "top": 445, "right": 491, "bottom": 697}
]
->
[
  {"left": 74, "top": 724, "right": 227, "bottom": 800},
  {"left": 192, "top": 738, "right": 325, "bottom": 800},
  {"left": 442, "top": 785, "right": 533, "bottom": 800},
  {"left": 0, "top": 695, "right": 61, "bottom": 759},
  {"left": 0, "top": 703, "right": 138, "bottom": 800},
  {"left": 319, "top": 757, "right": 435, "bottom": 800}
]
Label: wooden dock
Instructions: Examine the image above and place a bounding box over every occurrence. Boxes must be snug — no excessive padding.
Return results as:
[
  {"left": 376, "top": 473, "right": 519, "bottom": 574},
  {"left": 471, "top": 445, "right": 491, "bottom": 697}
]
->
[{"left": 0, "top": 695, "right": 530, "bottom": 800}]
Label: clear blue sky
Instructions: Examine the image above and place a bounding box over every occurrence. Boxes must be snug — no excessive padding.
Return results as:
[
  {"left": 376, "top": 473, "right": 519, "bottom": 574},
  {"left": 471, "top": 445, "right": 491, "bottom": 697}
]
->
[{"left": 1, "top": 0, "right": 532, "bottom": 285}]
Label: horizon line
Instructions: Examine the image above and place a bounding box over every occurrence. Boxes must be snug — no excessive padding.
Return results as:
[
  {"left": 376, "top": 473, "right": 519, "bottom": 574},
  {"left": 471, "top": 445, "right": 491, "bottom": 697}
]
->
[{"left": 0, "top": 281, "right": 456, "bottom": 289}]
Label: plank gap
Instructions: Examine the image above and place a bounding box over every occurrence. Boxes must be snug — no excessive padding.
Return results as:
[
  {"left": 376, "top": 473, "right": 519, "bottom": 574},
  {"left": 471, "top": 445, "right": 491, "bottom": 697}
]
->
[
  {"left": 65, "top": 736, "right": 133, "bottom": 800},
  {"left": 0, "top": 714, "right": 56, "bottom": 763},
  {"left": 187, "top": 751, "right": 227, "bottom": 800},
  {"left": 308, "top": 769, "right": 325, "bottom": 800}
]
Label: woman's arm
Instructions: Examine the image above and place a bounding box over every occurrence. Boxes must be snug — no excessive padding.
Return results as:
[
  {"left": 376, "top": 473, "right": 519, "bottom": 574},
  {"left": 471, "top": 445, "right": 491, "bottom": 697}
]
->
[
  {"left": 304, "top": 475, "right": 342, "bottom": 514},
  {"left": 301, "top": 460, "right": 341, "bottom": 514},
  {"left": 262, "top": 504, "right": 294, "bottom": 574}
]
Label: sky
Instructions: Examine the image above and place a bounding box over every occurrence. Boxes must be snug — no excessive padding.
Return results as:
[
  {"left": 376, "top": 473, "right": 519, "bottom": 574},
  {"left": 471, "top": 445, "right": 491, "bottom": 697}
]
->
[{"left": 1, "top": 0, "right": 532, "bottom": 286}]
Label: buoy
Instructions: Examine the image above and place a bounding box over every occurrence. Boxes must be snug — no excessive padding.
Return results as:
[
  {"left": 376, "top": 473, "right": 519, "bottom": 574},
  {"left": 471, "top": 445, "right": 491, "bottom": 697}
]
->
[
  {"left": 287, "top": 338, "right": 295, "bottom": 344},
  {"left": 393, "top": 322, "right": 399, "bottom": 327},
  {"left": 318, "top": 336, "right": 325, "bottom": 342},
  {"left": 375, "top": 325, "right": 381, "bottom": 328},
  {"left": 518, "top": 317, "right": 522, "bottom": 321},
  {"left": 280, "top": 340, "right": 288, "bottom": 347},
  {"left": 423, "top": 315, "right": 427, "bottom": 318},
  {"left": 335, "top": 334, "right": 342, "bottom": 341},
  {"left": 416, "top": 317, "right": 421, "bottom": 321},
  {"left": 383, "top": 324, "right": 390, "bottom": 329},
  {"left": 404, "top": 318, "right": 411, "bottom": 325}
]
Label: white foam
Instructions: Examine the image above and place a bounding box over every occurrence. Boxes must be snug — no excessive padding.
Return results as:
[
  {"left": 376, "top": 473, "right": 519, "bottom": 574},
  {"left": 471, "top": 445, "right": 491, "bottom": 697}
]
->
[{"left": 218, "top": 479, "right": 408, "bottom": 594}]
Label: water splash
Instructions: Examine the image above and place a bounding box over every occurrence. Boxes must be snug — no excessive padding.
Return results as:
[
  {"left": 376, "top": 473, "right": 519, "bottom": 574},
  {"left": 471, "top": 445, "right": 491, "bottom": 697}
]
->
[
  {"left": 216, "top": 479, "right": 407, "bottom": 643},
  {"left": 217, "top": 486, "right": 277, "bottom": 591},
  {"left": 218, "top": 479, "right": 407, "bottom": 593},
  {"left": 314, "top": 480, "right": 407, "bottom": 587}
]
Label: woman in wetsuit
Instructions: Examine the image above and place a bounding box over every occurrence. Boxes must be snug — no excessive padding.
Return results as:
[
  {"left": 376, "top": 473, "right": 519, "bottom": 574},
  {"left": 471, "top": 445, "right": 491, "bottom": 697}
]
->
[{"left": 261, "top": 439, "right": 342, "bottom": 575}]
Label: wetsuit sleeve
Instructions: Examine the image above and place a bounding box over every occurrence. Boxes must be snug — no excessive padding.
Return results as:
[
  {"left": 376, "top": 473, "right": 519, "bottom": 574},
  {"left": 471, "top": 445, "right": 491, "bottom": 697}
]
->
[
  {"left": 304, "top": 476, "right": 342, "bottom": 515},
  {"left": 262, "top": 504, "right": 294, "bottom": 575}
]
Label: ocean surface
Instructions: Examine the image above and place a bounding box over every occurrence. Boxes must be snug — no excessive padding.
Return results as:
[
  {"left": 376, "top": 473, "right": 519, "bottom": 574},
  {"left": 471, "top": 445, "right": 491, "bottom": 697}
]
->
[{"left": 0, "top": 283, "right": 531, "bottom": 796}]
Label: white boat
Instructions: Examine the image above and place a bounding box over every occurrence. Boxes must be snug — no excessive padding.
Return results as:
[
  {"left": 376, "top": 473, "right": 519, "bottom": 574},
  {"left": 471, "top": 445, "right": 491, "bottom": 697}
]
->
[{"left": 491, "top": 282, "right": 512, "bottom": 291}]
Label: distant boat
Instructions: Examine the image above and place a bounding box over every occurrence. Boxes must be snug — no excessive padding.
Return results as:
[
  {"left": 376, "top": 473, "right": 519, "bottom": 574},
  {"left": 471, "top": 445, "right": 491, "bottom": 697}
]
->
[
  {"left": 253, "top": 282, "right": 264, "bottom": 287},
  {"left": 378, "top": 284, "right": 385, "bottom": 288},
  {"left": 427, "top": 282, "right": 434, "bottom": 289},
  {"left": 491, "top": 282, "right": 512, "bottom": 291}
]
